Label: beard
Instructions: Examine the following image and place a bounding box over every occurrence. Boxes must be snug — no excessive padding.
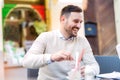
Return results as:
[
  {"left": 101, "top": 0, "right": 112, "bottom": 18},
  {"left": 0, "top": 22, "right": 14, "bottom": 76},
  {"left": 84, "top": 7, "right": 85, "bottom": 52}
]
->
[
  {"left": 64, "top": 26, "right": 79, "bottom": 38},
  {"left": 71, "top": 27, "right": 79, "bottom": 37}
]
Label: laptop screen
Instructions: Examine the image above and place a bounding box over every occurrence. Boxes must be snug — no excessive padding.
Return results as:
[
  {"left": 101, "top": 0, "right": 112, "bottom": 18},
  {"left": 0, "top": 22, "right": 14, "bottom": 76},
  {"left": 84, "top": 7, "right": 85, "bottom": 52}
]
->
[{"left": 116, "top": 44, "right": 120, "bottom": 59}]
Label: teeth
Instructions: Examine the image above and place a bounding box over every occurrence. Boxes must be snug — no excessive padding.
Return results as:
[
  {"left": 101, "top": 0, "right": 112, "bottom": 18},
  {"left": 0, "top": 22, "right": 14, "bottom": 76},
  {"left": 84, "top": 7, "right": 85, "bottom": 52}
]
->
[
  {"left": 73, "top": 28, "right": 77, "bottom": 31},
  {"left": 73, "top": 27, "right": 79, "bottom": 31}
]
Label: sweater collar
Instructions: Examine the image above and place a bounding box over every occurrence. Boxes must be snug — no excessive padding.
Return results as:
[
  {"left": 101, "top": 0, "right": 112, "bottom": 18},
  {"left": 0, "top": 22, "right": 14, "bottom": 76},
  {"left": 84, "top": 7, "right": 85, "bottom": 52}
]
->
[{"left": 57, "top": 30, "right": 74, "bottom": 40}]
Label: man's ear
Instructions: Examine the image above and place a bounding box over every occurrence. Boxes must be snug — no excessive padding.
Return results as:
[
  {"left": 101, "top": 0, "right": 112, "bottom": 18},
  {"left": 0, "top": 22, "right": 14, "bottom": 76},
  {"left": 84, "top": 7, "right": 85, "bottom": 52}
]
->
[{"left": 60, "top": 15, "right": 65, "bottom": 22}]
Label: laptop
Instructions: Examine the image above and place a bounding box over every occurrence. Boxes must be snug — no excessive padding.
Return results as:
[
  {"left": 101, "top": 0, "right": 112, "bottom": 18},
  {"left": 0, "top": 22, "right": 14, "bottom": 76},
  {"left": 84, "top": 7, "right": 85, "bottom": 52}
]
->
[{"left": 116, "top": 44, "right": 120, "bottom": 59}]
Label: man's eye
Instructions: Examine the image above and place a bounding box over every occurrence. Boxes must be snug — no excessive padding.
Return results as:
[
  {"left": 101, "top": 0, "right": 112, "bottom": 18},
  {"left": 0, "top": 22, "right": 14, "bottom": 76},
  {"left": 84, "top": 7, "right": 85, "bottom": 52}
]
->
[{"left": 74, "top": 20, "right": 79, "bottom": 23}]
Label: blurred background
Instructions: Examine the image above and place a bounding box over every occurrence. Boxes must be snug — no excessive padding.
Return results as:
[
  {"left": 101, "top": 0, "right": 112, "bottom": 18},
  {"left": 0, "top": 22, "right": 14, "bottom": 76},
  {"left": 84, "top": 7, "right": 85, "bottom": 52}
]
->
[{"left": 0, "top": 0, "right": 120, "bottom": 80}]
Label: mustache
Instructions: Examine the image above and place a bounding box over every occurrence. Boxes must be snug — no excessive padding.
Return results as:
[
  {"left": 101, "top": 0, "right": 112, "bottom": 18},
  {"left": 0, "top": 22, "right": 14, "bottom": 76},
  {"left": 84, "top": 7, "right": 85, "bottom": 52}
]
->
[{"left": 72, "top": 27, "right": 79, "bottom": 30}]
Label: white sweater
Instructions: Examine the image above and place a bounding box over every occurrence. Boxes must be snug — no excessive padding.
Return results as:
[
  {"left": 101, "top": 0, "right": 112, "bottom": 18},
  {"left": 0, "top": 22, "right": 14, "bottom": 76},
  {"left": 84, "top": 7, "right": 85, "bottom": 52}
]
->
[{"left": 22, "top": 30, "right": 100, "bottom": 80}]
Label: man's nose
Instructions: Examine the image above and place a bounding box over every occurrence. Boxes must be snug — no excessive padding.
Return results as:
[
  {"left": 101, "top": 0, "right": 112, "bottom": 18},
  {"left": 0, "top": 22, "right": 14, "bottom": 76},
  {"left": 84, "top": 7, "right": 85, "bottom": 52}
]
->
[{"left": 77, "top": 23, "right": 81, "bottom": 28}]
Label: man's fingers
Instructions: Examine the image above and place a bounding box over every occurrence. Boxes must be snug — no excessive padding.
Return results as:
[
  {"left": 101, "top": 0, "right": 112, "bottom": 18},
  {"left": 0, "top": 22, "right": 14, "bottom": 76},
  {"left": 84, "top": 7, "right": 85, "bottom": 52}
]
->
[
  {"left": 51, "top": 51, "right": 73, "bottom": 62},
  {"left": 80, "top": 66, "right": 85, "bottom": 77},
  {"left": 63, "top": 52, "right": 73, "bottom": 60}
]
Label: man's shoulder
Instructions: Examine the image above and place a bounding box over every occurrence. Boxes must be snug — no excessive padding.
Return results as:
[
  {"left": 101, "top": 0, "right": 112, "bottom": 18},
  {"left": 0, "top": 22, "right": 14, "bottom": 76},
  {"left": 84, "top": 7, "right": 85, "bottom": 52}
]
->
[
  {"left": 39, "top": 30, "right": 58, "bottom": 39},
  {"left": 77, "top": 35, "right": 87, "bottom": 40},
  {"left": 41, "top": 30, "right": 57, "bottom": 35}
]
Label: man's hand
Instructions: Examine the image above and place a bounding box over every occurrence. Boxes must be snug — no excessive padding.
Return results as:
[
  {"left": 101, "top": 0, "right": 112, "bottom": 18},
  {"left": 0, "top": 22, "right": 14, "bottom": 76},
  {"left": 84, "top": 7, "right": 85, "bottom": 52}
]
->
[
  {"left": 80, "top": 66, "right": 85, "bottom": 77},
  {"left": 51, "top": 50, "right": 73, "bottom": 62}
]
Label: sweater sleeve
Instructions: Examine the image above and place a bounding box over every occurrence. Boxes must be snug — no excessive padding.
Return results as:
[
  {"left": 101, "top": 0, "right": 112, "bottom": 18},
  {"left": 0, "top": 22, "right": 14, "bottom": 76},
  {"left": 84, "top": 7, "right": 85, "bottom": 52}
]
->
[
  {"left": 22, "top": 32, "right": 53, "bottom": 69},
  {"left": 82, "top": 36, "right": 100, "bottom": 77}
]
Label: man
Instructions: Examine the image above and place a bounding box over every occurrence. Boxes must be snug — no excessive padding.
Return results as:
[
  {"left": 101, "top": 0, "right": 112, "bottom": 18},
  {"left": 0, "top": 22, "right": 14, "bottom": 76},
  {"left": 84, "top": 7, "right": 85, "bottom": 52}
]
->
[{"left": 22, "top": 5, "right": 100, "bottom": 80}]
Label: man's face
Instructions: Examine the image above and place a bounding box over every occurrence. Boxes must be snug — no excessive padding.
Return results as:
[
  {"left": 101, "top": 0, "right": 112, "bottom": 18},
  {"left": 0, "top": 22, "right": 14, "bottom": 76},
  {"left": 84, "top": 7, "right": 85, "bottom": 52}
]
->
[{"left": 63, "top": 12, "right": 83, "bottom": 37}]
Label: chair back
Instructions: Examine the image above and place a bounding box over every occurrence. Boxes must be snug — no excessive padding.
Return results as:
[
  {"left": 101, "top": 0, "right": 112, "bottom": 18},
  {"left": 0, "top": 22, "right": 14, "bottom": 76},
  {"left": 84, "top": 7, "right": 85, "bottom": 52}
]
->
[
  {"left": 27, "top": 69, "right": 39, "bottom": 80},
  {"left": 95, "top": 56, "right": 120, "bottom": 74}
]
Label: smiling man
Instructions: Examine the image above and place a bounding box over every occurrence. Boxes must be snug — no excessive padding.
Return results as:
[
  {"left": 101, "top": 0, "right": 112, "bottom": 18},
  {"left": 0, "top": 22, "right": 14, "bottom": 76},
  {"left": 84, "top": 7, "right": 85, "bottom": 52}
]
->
[{"left": 22, "top": 5, "right": 100, "bottom": 80}]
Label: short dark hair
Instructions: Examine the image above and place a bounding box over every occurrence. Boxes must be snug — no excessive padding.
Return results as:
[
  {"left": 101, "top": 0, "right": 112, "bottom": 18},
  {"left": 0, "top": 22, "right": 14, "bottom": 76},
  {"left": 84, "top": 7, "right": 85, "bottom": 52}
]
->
[{"left": 60, "top": 5, "right": 82, "bottom": 17}]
